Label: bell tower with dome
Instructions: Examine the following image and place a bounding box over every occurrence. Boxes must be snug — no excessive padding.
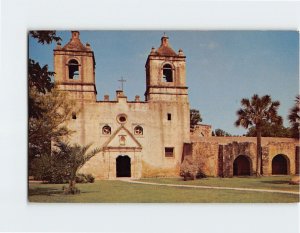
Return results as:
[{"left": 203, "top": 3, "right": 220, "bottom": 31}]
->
[
  {"left": 145, "top": 34, "right": 188, "bottom": 103},
  {"left": 53, "top": 31, "right": 97, "bottom": 102}
]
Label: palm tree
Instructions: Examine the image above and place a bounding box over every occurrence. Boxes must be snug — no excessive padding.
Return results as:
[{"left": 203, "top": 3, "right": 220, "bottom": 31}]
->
[
  {"left": 235, "top": 94, "right": 282, "bottom": 176},
  {"left": 54, "top": 142, "right": 101, "bottom": 194},
  {"left": 288, "top": 95, "right": 300, "bottom": 138}
]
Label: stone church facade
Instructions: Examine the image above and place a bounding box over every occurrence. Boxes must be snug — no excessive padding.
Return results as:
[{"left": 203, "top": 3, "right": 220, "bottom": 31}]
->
[
  {"left": 54, "top": 31, "right": 190, "bottom": 179},
  {"left": 54, "top": 31, "right": 299, "bottom": 179}
]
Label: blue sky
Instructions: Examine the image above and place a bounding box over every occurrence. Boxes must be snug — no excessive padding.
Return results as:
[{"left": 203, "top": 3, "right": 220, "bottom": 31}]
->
[{"left": 29, "top": 30, "right": 299, "bottom": 135}]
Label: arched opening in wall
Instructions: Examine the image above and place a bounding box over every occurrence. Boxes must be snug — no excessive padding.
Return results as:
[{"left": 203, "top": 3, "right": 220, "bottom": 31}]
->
[
  {"left": 102, "top": 125, "right": 111, "bottom": 135},
  {"left": 162, "top": 64, "right": 173, "bottom": 82},
  {"left": 116, "top": 155, "right": 131, "bottom": 177},
  {"left": 272, "top": 154, "right": 289, "bottom": 175},
  {"left": 134, "top": 125, "right": 143, "bottom": 135},
  {"left": 68, "top": 59, "right": 80, "bottom": 79},
  {"left": 233, "top": 155, "right": 251, "bottom": 176}
]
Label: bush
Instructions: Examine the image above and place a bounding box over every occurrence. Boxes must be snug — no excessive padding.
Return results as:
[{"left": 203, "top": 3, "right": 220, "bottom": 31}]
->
[
  {"left": 75, "top": 173, "right": 95, "bottom": 183},
  {"left": 31, "top": 156, "right": 95, "bottom": 184},
  {"left": 180, "top": 156, "right": 206, "bottom": 181},
  {"left": 31, "top": 155, "right": 69, "bottom": 184},
  {"left": 75, "top": 174, "right": 88, "bottom": 183},
  {"left": 86, "top": 174, "right": 95, "bottom": 183}
]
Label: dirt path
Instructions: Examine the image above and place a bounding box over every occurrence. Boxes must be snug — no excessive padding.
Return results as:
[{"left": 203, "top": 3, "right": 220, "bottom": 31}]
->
[{"left": 122, "top": 179, "right": 300, "bottom": 195}]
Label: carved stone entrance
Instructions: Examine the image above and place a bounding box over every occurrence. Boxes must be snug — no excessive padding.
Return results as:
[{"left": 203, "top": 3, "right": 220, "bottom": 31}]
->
[
  {"left": 272, "top": 154, "right": 288, "bottom": 175},
  {"left": 233, "top": 155, "right": 251, "bottom": 176},
  {"left": 116, "top": 155, "right": 131, "bottom": 177}
]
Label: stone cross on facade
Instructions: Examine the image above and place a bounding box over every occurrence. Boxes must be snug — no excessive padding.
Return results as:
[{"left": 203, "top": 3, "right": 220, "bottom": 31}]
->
[{"left": 118, "top": 77, "right": 126, "bottom": 91}]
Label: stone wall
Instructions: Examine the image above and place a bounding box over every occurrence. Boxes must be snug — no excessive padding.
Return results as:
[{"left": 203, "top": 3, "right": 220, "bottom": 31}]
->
[
  {"left": 191, "top": 136, "right": 298, "bottom": 145},
  {"left": 191, "top": 137, "right": 299, "bottom": 177},
  {"left": 191, "top": 142, "right": 219, "bottom": 177},
  {"left": 220, "top": 141, "right": 257, "bottom": 177},
  {"left": 191, "top": 124, "right": 212, "bottom": 138},
  {"left": 296, "top": 146, "right": 299, "bottom": 174},
  {"left": 263, "top": 142, "right": 297, "bottom": 175}
]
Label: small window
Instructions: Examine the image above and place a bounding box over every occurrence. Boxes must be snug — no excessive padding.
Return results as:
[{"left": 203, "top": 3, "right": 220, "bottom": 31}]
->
[
  {"left": 134, "top": 125, "right": 143, "bottom": 135},
  {"left": 119, "top": 116, "right": 126, "bottom": 122},
  {"left": 72, "top": 112, "right": 76, "bottom": 119},
  {"left": 68, "top": 59, "right": 80, "bottom": 79},
  {"left": 117, "top": 114, "right": 127, "bottom": 124},
  {"left": 167, "top": 113, "right": 171, "bottom": 121},
  {"left": 165, "top": 147, "right": 174, "bottom": 157},
  {"left": 102, "top": 125, "right": 111, "bottom": 135},
  {"left": 162, "top": 64, "right": 173, "bottom": 82}
]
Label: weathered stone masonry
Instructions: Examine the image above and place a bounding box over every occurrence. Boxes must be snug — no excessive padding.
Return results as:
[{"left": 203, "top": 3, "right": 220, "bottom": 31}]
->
[
  {"left": 55, "top": 31, "right": 299, "bottom": 179},
  {"left": 191, "top": 137, "right": 299, "bottom": 177}
]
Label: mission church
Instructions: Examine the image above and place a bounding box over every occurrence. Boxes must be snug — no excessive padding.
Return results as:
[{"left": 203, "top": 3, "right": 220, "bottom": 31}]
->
[{"left": 54, "top": 31, "right": 299, "bottom": 179}]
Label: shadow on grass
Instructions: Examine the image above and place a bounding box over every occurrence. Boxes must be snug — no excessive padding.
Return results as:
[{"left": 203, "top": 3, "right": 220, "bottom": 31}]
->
[
  {"left": 29, "top": 186, "right": 99, "bottom": 196},
  {"left": 29, "top": 187, "right": 63, "bottom": 196}
]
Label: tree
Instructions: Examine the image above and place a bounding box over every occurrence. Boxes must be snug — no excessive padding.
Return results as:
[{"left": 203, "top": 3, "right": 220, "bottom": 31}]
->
[
  {"left": 214, "top": 128, "right": 232, "bottom": 137},
  {"left": 246, "top": 122, "right": 292, "bottom": 138},
  {"left": 29, "top": 31, "right": 61, "bottom": 45},
  {"left": 28, "top": 88, "right": 75, "bottom": 173},
  {"left": 288, "top": 95, "right": 300, "bottom": 138},
  {"left": 190, "top": 109, "right": 202, "bottom": 129},
  {"left": 32, "top": 142, "right": 101, "bottom": 193},
  {"left": 28, "top": 59, "right": 55, "bottom": 118},
  {"left": 28, "top": 30, "right": 61, "bottom": 118},
  {"left": 28, "top": 31, "right": 72, "bottom": 173},
  {"left": 235, "top": 94, "right": 282, "bottom": 176},
  {"left": 53, "top": 142, "right": 101, "bottom": 194}
]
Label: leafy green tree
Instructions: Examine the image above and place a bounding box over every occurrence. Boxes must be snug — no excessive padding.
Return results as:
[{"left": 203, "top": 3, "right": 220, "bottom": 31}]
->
[
  {"left": 29, "top": 88, "right": 75, "bottom": 170},
  {"left": 288, "top": 95, "right": 300, "bottom": 138},
  {"left": 32, "top": 142, "right": 101, "bottom": 192},
  {"left": 246, "top": 122, "right": 292, "bottom": 138},
  {"left": 53, "top": 142, "right": 101, "bottom": 194},
  {"left": 235, "top": 94, "right": 282, "bottom": 176},
  {"left": 29, "top": 31, "right": 61, "bottom": 44},
  {"left": 190, "top": 109, "right": 202, "bottom": 129},
  {"left": 28, "top": 30, "right": 61, "bottom": 118},
  {"left": 28, "top": 30, "right": 73, "bottom": 174},
  {"left": 28, "top": 60, "right": 55, "bottom": 118},
  {"left": 214, "top": 128, "right": 232, "bottom": 136}
]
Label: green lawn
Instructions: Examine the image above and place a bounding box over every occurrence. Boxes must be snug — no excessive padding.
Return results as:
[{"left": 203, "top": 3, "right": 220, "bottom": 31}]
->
[
  {"left": 140, "top": 176, "right": 300, "bottom": 192},
  {"left": 28, "top": 176, "right": 299, "bottom": 203}
]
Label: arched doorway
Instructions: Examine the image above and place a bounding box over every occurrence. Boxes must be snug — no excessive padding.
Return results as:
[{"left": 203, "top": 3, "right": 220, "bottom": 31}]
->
[
  {"left": 272, "top": 154, "right": 289, "bottom": 175},
  {"left": 116, "top": 155, "right": 131, "bottom": 177},
  {"left": 233, "top": 155, "right": 251, "bottom": 176}
]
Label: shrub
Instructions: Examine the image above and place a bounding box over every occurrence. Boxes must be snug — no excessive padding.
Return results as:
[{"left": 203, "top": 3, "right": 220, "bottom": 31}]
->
[
  {"left": 31, "top": 155, "right": 69, "bottom": 184},
  {"left": 75, "top": 173, "right": 95, "bottom": 183},
  {"left": 75, "top": 174, "right": 88, "bottom": 183},
  {"left": 86, "top": 174, "right": 95, "bottom": 183},
  {"left": 31, "top": 157, "right": 96, "bottom": 184}
]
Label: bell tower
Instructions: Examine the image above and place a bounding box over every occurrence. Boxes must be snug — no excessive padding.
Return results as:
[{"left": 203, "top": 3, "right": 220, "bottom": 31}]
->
[
  {"left": 54, "top": 31, "right": 97, "bottom": 102},
  {"left": 145, "top": 34, "right": 188, "bottom": 103}
]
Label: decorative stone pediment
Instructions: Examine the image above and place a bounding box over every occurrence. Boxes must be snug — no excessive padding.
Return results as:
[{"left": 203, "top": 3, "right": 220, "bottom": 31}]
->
[{"left": 102, "top": 125, "right": 142, "bottom": 150}]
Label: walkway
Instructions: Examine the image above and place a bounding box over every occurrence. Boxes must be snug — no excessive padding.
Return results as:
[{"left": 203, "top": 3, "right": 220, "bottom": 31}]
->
[{"left": 122, "top": 179, "right": 300, "bottom": 195}]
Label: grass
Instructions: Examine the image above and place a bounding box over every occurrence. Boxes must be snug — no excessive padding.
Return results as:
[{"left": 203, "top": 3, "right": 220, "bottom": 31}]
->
[
  {"left": 28, "top": 176, "right": 299, "bottom": 203},
  {"left": 140, "top": 176, "right": 300, "bottom": 192}
]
